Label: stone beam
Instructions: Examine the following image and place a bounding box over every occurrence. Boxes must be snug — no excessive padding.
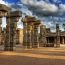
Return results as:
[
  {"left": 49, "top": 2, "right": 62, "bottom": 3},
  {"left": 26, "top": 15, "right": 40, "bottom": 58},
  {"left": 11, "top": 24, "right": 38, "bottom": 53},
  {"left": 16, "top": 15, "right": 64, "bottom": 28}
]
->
[{"left": 0, "top": 4, "right": 11, "bottom": 17}]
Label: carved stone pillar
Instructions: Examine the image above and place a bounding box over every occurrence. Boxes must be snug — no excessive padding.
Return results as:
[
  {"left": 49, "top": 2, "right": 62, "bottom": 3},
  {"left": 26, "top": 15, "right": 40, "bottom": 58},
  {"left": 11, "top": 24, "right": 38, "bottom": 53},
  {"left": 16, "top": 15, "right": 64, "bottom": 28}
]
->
[
  {"left": 62, "top": 37, "right": 64, "bottom": 44},
  {"left": 56, "top": 24, "right": 60, "bottom": 47},
  {"left": 22, "top": 16, "right": 36, "bottom": 48},
  {"left": 22, "top": 16, "right": 40, "bottom": 48},
  {"left": 31, "top": 23, "right": 34, "bottom": 48},
  {"left": 39, "top": 25, "right": 47, "bottom": 47},
  {"left": 54, "top": 37, "right": 56, "bottom": 47},
  {"left": 23, "top": 22, "right": 27, "bottom": 48},
  {"left": 4, "top": 11, "right": 22, "bottom": 51},
  {"left": 4, "top": 17, "right": 11, "bottom": 51},
  {"left": 0, "top": 18, "right": 2, "bottom": 45},
  {"left": 32, "top": 21, "right": 40, "bottom": 48},
  {"left": 23, "top": 22, "right": 32, "bottom": 48},
  {"left": 26, "top": 23, "right": 32, "bottom": 48}
]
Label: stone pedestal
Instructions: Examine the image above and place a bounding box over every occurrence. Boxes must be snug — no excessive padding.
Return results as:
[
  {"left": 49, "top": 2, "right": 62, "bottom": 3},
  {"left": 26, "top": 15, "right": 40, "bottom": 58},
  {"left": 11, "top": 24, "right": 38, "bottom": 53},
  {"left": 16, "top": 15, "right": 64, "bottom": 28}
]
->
[{"left": 4, "top": 11, "right": 22, "bottom": 51}]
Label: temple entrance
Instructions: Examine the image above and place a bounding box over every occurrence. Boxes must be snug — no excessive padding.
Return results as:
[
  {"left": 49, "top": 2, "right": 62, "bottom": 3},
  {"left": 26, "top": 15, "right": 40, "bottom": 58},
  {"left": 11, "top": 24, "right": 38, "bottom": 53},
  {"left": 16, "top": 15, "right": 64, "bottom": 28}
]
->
[{"left": 46, "top": 37, "right": 55, "bottom": 47}]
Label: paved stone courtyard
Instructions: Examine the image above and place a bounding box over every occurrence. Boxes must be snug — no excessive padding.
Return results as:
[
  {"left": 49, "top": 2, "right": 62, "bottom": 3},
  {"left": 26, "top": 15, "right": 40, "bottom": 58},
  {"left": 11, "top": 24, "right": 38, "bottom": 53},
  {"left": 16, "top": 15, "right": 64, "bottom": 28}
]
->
[{"left": 0, "top": 44, "right": 65, "bottom": 65}]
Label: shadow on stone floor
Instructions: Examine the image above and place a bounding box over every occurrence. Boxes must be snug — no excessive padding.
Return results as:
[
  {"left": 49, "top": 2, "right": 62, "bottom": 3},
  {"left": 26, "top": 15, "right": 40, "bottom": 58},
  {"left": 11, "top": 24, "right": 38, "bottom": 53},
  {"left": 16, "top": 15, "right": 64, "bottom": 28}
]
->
[{"left": 0, "top": 55, "right": 65, "bottom": 65}]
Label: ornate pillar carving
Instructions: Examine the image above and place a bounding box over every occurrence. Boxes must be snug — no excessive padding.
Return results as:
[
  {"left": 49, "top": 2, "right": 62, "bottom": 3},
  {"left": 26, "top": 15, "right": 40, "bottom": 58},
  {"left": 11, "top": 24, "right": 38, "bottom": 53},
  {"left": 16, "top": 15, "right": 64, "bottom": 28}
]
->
[
  {"left": 32, "top": 21, "right": 40, "bottom": 48},
  {"left": 4, "top": 11, "right": 22, "bottom": 51},
  {"left": 26, "top": 23, "right": 32, "bottom": 48},
  {"left": 39, "top": 25, "right": 47, "bottom": 47},
  {"left": 23, "top": 22, "right": 27, "bottom": 48},
  {"left": 56, "top": 24, "right": 60, "bottom": 47},
  {"left": 22, "top": 16, "right": 40, "bottom": 48},
  {"left": 22, "top": 17, "right": 32, "bottom": 48},
  {"left": 0, "top": 17, "right": 2, "bottom": 45}
]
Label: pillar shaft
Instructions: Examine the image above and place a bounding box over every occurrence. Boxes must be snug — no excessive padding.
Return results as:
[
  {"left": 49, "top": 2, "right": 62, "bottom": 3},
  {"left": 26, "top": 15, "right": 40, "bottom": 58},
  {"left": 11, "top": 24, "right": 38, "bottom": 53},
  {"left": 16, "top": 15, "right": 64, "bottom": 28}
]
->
[
  {"left": 4, "top": 17, "right": 16, "bottom": 51},
  {"left": 56, "top": 24, "right": 60, "bottom": 47},
  {"left": 4, "top": 11, "right": 22, "bottom": 51},
  {"left": 62, "top": 37, "right": 65, "bottom": 44},
  {"left": 22, "top": 16, "right": 40, "bottom": 48},
  {"left": 26, "top": 23, "right": 32, "bottom": 48},
  {"left": 40, "top": 25, "right": 47, "bottom": 47},
  {"left": 23, "top": 22, "right": 27, "bottom": 47},
  {"left": 4, "top": 17, "right": 12, "bottom": 51},
  {"left": 32, "top": 24, "right": 39, "bottom": 48},
  {"left": 0, "top": 18, "right": 2, "bottom": 45},
  {"left": 23, "top": 22, "right": 32, "bottom": 48}
]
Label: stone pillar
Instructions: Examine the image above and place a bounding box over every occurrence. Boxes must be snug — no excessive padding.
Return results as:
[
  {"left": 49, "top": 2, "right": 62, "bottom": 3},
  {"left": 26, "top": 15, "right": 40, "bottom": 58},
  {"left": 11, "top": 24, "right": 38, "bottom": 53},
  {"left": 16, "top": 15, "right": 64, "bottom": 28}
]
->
[
  {"left": 4, "top": 11, "right": 22, "bottom": 51},
  {"left": 0, "top": 17, "right": 2, "bottom": 45},
  {"left": 16, "top": 29, "right": 19, "bottom": 44},
  {"left": 23, "top": 22, "right": 27, "bottom": 48},
  {"left": 13, "top": 20, "right": 17, "bottom": 47},
  {"left": 22, "top": 16, "right": 40, "bottom": 48},
  {"left": 4, "top": 17, "right": 11, "bottom": 51},
  {"left": 4, "top": 17, "right": 16, "bottom": 51},
  {"left": 56, "top": 24, "right": 60, "bottom": 47},
  {"left": 32, "top": 22, "right": 40, "bottom": 48},
  {"left": 39, "top": 25, "right": 47, "bottom": 47},
  {"left": 26, "top": 23, "right": 32, "bottom": 48},
  {"left": 23, "top": 19, "right": 32, "bottom": 48},
  {"left": 62, "top": 37, "right": 64, "bottom": 44},
  {"left": 47, "top": 38, "right": 49, "bottom": 44},
  {"left": 0, "top": 18, "right": 2, "bottom": 33}
]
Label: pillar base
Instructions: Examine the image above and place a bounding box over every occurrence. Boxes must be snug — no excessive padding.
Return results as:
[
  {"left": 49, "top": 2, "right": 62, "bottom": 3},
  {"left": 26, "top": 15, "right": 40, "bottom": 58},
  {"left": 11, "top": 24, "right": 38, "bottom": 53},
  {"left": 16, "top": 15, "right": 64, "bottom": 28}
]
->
[
  {"left": 32, "top": 45, "right": 39, "bottom": 48},
  {"left": 23, "top": 46, "right": 32, "bottom": 49}
]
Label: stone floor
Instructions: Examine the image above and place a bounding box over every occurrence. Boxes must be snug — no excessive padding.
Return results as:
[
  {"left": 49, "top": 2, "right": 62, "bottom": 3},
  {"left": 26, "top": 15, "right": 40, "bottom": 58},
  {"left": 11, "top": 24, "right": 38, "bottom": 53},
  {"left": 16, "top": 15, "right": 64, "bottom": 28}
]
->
[{"left": 0, "top": 44, "right": 65, "bottom": 65}]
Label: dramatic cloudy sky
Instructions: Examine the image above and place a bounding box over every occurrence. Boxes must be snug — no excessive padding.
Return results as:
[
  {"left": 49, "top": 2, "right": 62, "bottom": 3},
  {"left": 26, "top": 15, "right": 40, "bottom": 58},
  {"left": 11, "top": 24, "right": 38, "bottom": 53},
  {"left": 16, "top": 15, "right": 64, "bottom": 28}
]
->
[{"left": 1, "top": 0, "right": 65, "bottom": 32}]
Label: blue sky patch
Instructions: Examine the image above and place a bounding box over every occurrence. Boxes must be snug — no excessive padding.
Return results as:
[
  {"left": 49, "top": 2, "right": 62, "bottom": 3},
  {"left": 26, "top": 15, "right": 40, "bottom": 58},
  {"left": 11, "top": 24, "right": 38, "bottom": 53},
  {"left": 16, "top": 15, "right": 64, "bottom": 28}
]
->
[{"left": 2, "top": 0, "right": 65, "bottom": 32}]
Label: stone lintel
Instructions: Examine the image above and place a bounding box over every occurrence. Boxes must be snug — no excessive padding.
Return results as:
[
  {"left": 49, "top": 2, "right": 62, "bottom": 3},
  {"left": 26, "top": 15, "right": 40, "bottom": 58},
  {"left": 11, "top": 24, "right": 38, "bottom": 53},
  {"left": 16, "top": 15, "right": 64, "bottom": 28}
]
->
[
  {"left": 23, "top": 16, "right": 36, "bottom": 23},
  {"left": 0, "top": 4, "right": 11, "bottom": 17},
  {"left": 25, "top": 16, "right": 36, "bottom": 21},
  {"left": 9, "top": 11, "right": 22, "bottom": 17},
  {"left": 0, "top": 4, "right": 11, "bottom": 12},
  {"left": 33, "top": 21, "right": 40, "bottom": 25}
]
